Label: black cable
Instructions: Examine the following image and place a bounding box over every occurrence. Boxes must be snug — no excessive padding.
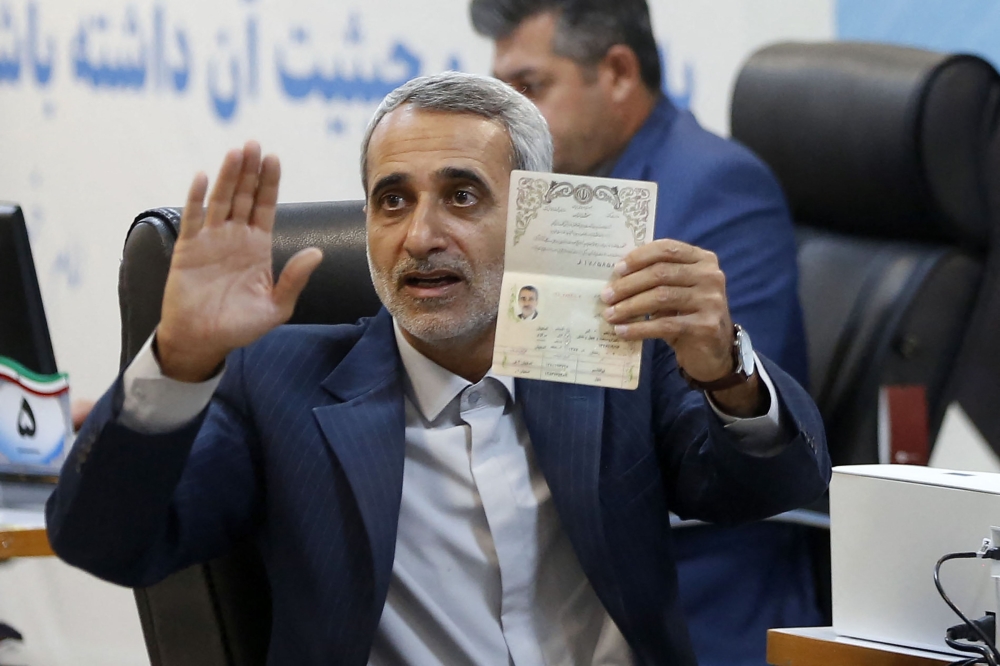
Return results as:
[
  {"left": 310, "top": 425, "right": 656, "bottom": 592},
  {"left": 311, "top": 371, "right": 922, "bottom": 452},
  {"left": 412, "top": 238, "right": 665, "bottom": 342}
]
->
[
  {"left": 949, "top": 615, "right": 997, "bottom": 643},
  {"left": 946, "top": 657, "right": 983, "bottom": 666},
  {"left": 950, "top": 658, "right": 990, "bottom": 666},
  {"left": 936, "top": 551, "right": 1000, "bottom": 665},
  {"left": 946, "top": 635, "right": 998, "bottom": 666}
]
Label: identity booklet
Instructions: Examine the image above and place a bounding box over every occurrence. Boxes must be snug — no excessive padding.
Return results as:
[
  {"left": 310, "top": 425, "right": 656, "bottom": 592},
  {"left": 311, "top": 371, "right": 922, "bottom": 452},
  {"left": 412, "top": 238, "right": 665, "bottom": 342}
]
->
[{"left": 491, "top": 170, "right": 657, "bottom": 390}]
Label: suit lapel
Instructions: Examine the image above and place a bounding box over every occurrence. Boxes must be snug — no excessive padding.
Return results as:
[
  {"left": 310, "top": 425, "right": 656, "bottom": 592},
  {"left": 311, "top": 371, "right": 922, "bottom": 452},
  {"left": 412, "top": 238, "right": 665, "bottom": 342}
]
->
[
  {"left": 308, "top": 315, "right": 626, "bottom": 619},
  {"left": 313, "top": 310, "right": 407, "bottom": 606},
  {"left": 517, "top": 378, "right": 625, "bottom": 619}
]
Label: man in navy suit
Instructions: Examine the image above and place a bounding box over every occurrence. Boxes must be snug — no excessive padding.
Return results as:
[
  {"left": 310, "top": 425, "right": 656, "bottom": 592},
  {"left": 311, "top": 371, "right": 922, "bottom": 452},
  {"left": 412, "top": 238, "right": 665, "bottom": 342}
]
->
[
  {"left": 471, "top": 2, "right": 819, "bottom": 663},
  {"left": 47, "top": 72, "right": 828, "bottom": 665}
]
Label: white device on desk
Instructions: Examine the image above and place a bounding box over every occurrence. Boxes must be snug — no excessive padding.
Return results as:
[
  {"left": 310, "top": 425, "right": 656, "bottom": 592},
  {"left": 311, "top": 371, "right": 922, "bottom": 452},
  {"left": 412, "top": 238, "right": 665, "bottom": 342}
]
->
[{"left": 831, "top": 464, "right": 1000, "bottom": 656}]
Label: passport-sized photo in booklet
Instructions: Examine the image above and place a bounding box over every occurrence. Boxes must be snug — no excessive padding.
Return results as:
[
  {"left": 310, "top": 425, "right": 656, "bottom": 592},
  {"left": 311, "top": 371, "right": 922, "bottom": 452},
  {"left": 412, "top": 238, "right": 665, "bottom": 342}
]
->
[{"left": 491, "top": 170, "right": 657, "bottom": 390}]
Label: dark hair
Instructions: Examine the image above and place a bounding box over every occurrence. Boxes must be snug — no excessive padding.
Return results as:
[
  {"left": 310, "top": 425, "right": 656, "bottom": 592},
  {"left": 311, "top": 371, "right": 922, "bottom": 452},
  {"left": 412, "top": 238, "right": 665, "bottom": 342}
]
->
[
  {"left": 470, "top": 0, "right": 661, "bottom": 91},
  {"left": 519, "top": 285, "right": 538, "bottom": 296}
]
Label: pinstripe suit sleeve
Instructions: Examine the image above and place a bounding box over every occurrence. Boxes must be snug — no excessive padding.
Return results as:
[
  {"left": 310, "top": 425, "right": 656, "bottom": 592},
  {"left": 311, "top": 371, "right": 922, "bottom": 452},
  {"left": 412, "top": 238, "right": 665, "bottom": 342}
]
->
[
  {"left": 651, "top": 340, "right": 830, "bottom": 525},
  {"left": 46, "top": 346, "right": 264, "bottom": 587}
]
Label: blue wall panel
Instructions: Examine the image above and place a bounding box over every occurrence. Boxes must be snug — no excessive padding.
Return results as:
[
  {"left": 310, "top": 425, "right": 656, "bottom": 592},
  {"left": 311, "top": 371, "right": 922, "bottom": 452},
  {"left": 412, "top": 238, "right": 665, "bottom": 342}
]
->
[{"left": 837, "top": 0, "right": 1000, "bottom": 68}]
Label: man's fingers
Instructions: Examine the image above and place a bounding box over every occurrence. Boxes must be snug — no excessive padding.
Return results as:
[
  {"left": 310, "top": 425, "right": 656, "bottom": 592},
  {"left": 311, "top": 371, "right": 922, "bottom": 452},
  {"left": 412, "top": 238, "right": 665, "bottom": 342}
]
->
[
  {"left": 229, "top": 141, "right": 263, "bottom": 224},
  {"left": 611, "top": 311, "right": 728, "bottom": 344},
  {"left": 603, "top": 284, "right": 713, "bottom": 324},
  {"left": 205, "top": 148, "right": 244, "bottom": 227},
  {"left": 604, "top": 261, "right": 701, "bottom": 306},
  {"left": 610, "top": 312, "right": 697, "bottom": 342},
  {"left": 615, "top": 239, "right": 707, "bottom": 277},
  {"left": 251, "top": 154, "right": 281, "bottom": 232},
  {"left": 605, "top": 258, "right": 725, "bottom": 308},
  {"left": 179, "top": 172, "right": 209, "bottom": 240},
  {"left": 272, "top": 247, "right": 323, "bottom": 318}
]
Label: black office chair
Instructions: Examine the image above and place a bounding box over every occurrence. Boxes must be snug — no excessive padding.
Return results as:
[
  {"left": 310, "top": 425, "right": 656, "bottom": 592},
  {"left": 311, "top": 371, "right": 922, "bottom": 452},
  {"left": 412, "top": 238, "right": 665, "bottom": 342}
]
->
[
  {"left": 118, "top": 202, "right": 378, "bottom": 666},
  {"left": 730, "top": 42, "right": 999, "bottom": 620},
  {"left": 731, "top": 42, "right": 997, "bottom": 468}
]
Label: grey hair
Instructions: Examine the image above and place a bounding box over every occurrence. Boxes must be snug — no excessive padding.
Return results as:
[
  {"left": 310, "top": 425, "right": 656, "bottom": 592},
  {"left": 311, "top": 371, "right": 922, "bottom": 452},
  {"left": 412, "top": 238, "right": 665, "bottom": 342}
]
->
[{"left": 360, "top": 71, "right": 553, "bottom": 192}]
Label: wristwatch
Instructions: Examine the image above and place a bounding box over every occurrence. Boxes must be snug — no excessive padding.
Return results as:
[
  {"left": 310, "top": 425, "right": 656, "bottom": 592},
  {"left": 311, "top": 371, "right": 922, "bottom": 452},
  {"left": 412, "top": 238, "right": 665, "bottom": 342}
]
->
[{"left": 679, "top": 324, "right": 756, "bottom": 392}]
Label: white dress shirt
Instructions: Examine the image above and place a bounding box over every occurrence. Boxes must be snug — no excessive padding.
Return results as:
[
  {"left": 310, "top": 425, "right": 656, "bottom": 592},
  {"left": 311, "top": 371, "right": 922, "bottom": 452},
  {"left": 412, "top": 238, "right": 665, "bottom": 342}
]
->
[
  {"left": 120, "top": 324, "right": 783, "bottom": 665},
  {"left": 367, "top": 322, "right": 632, "bottom": 665}
]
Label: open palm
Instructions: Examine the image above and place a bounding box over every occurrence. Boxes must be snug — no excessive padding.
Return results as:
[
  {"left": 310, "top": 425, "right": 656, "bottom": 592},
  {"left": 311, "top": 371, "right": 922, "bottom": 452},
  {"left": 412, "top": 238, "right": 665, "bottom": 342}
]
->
[{"left": 156, "top": 142, "right": 323, "bottom": 382}]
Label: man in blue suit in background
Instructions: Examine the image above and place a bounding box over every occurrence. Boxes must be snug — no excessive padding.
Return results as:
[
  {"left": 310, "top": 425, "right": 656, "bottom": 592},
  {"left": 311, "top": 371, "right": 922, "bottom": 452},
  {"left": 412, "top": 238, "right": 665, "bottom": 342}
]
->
[
  {"left": 47, "top": 72, "right": 828, "bottom": 664},
  {"left": 471, "top": 1, "right": 819, "bottom": 664}
]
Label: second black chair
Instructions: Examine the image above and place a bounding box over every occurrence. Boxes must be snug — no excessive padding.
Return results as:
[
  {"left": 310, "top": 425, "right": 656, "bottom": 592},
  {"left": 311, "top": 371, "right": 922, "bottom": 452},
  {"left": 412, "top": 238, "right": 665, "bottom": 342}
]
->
[{"left": 731, "top": 41, "right": 997, "bottom": 468}]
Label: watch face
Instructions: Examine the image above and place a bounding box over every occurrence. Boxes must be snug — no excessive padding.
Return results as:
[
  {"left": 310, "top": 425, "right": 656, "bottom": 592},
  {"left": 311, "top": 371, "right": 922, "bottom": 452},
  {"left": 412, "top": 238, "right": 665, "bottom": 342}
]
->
[{"left": 736, "top": 326, "right": 755, "bottom": 376}]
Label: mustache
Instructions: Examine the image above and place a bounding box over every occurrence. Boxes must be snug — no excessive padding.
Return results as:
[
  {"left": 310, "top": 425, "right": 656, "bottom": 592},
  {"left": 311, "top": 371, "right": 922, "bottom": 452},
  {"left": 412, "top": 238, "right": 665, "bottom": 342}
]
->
[{"left": 392, "top": 255, "right": 472, "bottom": 286}]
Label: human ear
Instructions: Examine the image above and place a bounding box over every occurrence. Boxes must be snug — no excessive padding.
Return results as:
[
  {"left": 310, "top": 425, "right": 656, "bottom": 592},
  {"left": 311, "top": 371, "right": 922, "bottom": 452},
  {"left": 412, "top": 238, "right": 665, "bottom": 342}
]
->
[{"left": 601, "top": 44, "right": 643, "bottom": 103}]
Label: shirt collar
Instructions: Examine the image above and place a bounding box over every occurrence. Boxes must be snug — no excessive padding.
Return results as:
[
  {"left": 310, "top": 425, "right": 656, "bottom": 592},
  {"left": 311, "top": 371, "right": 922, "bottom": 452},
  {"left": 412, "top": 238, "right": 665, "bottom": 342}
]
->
[{"left": 392, "top": 319, "right": 515, "bottom": 421}]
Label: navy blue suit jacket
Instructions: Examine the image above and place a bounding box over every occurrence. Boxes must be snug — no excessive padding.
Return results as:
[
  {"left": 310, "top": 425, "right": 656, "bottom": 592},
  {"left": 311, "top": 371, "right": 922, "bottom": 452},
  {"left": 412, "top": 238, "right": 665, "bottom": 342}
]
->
[
  {"left": 48, "top": 309, "right": 829, "bottom": 665},
  {"left": 612, "top": 95, "right": 817, "bottom": 665}
]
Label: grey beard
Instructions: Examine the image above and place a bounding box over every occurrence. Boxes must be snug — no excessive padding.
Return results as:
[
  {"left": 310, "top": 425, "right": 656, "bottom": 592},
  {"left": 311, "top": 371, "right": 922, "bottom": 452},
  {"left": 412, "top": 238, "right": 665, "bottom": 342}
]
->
[{"left": 367, "top": 250, "right": 503, "bottom": 344}]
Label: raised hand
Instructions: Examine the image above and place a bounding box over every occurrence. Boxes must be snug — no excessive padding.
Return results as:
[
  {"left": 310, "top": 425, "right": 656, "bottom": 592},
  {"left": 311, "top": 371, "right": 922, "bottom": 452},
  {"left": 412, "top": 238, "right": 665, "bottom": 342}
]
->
[
  {"left": 156, "top": 141, "right": 323, "bottom": 382},
  {"left": 601, "top": 239, "right": 764, "bottom": 416}
]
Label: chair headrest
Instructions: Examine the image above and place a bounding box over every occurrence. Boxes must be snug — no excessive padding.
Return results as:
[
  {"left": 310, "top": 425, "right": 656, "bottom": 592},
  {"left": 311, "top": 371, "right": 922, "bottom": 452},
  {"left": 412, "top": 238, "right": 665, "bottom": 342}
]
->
[
  {"left": 731, "top": 42, "right": 1000, "bottom": 249},
  {"left": 266, "top": 201, "right": 382, "bottom": 327}
]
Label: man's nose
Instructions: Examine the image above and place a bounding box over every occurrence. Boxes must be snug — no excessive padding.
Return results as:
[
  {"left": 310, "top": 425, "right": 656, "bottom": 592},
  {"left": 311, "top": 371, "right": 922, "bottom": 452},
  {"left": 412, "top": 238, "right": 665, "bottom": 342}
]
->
[{"left": 403, "top": 197, "right": 449, "bottom": 259}]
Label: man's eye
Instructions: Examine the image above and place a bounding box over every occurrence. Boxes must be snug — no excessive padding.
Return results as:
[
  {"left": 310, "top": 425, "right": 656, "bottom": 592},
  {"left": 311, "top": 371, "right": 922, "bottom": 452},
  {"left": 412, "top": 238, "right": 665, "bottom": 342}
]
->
[
  {"left": 452, "top": 190, "right": 479, "bottom": 207},
  {"left": 381, "top": 194, "right": 405, "bottom": 210},
  {"left": 515, "top": 81, "right": 542, "bottom": 99}
]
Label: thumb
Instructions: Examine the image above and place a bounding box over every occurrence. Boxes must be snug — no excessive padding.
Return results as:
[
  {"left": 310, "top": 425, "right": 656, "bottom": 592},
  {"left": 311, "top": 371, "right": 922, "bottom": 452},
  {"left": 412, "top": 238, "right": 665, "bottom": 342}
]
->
[{"left": 272, "top": 247, "right": 324, "bottom": 319}]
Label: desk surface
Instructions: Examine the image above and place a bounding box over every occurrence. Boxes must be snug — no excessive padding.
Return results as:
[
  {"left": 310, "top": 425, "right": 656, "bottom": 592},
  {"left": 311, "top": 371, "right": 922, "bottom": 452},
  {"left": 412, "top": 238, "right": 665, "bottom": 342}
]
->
[
  {"left": 0, "top": 526, "right": 52, "bottom": 559},
  {"left": 767, "top": 627, "right": 954, "bottom": 666},
  {"left": 0, "top": 507, "right": 51, "bottom": 558}
]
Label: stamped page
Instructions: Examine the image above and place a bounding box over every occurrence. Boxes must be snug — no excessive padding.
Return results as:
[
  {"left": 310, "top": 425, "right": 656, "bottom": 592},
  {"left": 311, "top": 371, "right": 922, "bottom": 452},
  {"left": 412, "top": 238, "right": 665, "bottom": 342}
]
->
[{"left": 491, "top": 170, "right": 657, "bottom": 389}]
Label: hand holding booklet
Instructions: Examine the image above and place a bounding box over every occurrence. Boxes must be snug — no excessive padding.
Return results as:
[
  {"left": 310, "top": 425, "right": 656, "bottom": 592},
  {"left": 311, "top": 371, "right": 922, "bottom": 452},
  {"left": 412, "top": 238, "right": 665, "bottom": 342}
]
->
[{"left": 491, "top": 170, "right": 657, "bottom": 390}]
